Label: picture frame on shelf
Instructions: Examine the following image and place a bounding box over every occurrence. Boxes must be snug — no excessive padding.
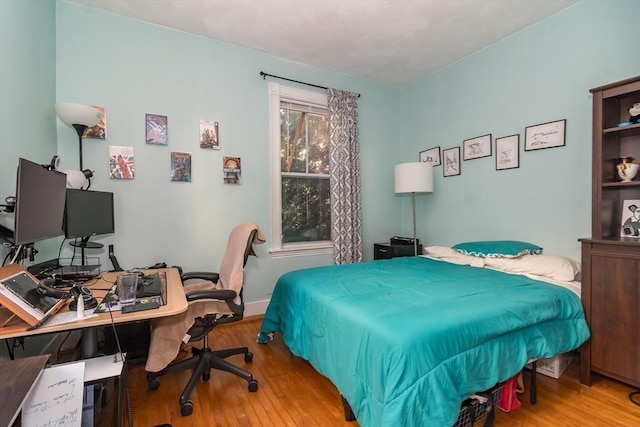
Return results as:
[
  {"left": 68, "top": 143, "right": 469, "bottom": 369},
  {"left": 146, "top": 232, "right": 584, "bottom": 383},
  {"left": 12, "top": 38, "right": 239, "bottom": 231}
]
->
[
  {"left": 463, "top": 134, "right": 492, "bottom": 160},
  {"left": 495, "top": 134, "right": 520, "bottom": 171},
  {"left": 524, "top": 119, "right": 566, "bottom": 151},
  {"left": 419, "top": 146, "right": 441, "bottom": 166},
  {"left": 620, "top": 199, "right": 640, "bottom": 238},
  {"left": 443, "top": 147, "right": 461, "bottom": 177}
]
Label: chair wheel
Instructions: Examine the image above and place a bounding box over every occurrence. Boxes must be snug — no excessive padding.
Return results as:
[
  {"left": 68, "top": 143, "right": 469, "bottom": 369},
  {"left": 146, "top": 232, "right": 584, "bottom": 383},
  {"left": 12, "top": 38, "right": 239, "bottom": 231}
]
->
[
  {"left": 148, "top": 377, "right": 160, "bottom": 391},
  {"left": 244, "top": 352, "right": 253, "bottom": 363},
  {"left": 181, "top": 400, "right": 194, "bottom": 416},
  {"left": 248, "top": 379, "right": 258, "bottom": 392},
  {"left": 202, "top": 371, "right": 210, "bottom": 382}
]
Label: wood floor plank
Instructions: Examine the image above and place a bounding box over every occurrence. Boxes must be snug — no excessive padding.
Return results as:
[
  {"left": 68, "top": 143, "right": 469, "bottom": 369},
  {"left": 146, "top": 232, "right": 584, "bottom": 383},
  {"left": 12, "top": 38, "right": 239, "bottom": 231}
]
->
[{"left": 128, "top": 317, "right": 640, "bottom": 426}]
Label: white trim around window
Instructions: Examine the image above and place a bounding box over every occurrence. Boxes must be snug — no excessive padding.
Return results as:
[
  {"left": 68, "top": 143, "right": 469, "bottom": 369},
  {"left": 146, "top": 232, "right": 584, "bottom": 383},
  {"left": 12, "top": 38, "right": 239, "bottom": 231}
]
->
[{"left": 268, "top": 82, "right": 333, "bottom": 258}]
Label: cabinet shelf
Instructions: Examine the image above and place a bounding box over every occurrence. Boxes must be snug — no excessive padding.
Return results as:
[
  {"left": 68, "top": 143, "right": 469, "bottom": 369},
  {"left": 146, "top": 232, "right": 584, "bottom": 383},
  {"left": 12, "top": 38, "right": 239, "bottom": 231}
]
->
[
  {"left": 603, "top": 123, "right": 640, "bottom": 136},
  {"left": 602, "top": 180, "right": 640, "bottom": 188}
]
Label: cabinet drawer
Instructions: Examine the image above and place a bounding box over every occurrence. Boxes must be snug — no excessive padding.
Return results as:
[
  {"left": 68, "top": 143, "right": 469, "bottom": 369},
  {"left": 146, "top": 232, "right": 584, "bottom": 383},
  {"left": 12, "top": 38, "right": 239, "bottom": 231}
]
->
[{"left": 374, "top": 243, "right": 423, "bottom": 259}]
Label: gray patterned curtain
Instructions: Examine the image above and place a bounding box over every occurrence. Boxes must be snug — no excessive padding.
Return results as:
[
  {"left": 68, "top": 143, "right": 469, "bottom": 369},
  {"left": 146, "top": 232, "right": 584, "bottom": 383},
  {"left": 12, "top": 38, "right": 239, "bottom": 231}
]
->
[{"left": 327, "top": 88, "right": 362, "bottom": 264}]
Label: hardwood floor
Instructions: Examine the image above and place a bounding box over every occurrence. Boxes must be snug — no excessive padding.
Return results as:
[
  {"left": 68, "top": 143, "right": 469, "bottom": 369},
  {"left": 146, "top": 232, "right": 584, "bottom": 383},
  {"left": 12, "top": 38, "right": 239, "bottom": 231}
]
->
[{"left": 127, "top": 317, "right": 640, "bottom": 426}]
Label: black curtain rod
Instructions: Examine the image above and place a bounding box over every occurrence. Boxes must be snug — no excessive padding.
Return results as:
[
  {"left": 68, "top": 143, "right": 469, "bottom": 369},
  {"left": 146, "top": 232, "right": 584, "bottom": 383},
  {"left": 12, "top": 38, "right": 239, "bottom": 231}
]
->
[{"left": 259, "top": 71, "right": 360, "bottom": 98}]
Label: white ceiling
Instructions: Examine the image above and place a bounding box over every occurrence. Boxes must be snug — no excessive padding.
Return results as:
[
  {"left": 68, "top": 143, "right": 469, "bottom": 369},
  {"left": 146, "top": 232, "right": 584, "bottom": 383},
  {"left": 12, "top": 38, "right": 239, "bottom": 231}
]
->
[{"left": 70, "top": 0, "right": 577, "bottom": 86}]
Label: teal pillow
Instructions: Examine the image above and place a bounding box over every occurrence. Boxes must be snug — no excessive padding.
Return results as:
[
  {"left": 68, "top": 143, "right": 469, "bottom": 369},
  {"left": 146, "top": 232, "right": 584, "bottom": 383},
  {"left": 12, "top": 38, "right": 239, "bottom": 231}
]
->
[{"left": 452, "top": 240, "right": 542, "bottom": 258}]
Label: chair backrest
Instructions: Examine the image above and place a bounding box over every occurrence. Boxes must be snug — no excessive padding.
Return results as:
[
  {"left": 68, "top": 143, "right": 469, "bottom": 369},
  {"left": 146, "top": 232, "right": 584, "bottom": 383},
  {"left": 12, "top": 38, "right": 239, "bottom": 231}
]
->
[{"left": 218, "top": 223, "right": 261, "bottom": 295}]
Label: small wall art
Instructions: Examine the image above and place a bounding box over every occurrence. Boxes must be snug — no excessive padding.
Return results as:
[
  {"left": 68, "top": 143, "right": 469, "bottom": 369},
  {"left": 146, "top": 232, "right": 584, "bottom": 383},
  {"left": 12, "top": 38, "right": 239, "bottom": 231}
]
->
[
  {"left": 419, "top": 146, "right": 441, "bottom": 166},
  {"left": 223, "top": 156, "right": 241, "bottom": 184},
  {"left": 443, "top": 147, "right": 461, "bottom": 177},
  {"left": 463, "top": 134, "right": 492, "bottom": 160},
  {"left": 171, "top": 152, "right": 192, "bottom": 182},
  {"left": 495, "top": 134, "right": 520, "bottom": 171},
  {"left": 109, "top": 146, "right": 135, "bottom": 179},
  {"left": 200, "top": 120, "right": 220, "bottom": 149},
  {"left": 524, "top": 119, "right": 566, "bottom": 151},
  {"left": 83, "top": 106, "right": 107, "bottom": 139},
  {"left": 146, "top": 113, "right": 168, "bottom": 145}
]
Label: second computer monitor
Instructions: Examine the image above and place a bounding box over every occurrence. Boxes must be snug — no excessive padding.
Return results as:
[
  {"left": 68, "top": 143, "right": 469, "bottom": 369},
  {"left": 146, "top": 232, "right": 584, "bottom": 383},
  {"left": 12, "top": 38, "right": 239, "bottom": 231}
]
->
[{"left": 64, "top": 189, "right": 115, "bottom": 248}]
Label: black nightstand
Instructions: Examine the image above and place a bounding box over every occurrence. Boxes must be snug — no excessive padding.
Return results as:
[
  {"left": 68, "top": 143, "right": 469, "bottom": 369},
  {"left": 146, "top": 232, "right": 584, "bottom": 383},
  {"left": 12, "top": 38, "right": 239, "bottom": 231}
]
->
[{"left": 374, "top": 243, "right": 423, "bottom": 260}]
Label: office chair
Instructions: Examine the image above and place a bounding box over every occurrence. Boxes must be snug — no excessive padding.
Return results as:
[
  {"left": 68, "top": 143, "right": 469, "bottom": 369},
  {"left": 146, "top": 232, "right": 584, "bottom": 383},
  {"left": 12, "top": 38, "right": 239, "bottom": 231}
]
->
[{"left": 146, "top": 223, "right": 264, "bottom": 416}]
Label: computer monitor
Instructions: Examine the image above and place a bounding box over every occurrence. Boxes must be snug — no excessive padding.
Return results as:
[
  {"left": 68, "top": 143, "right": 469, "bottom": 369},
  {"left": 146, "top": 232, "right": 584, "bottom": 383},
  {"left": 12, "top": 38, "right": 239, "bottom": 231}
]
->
[
  {"left": 64, "top": 189, "right": 115, "bottom": 248},
  {"left": 13, "top": 158, "right": 67, "bottom": 246}
]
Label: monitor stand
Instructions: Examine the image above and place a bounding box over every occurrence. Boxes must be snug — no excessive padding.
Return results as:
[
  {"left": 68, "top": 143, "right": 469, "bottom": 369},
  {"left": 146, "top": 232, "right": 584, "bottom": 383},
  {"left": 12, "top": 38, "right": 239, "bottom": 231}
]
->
[
  {"left": 69, "top": 237, "right": 103, "bottom": 266},
  {"left": 69, "top": 237, "right": 104, "bottom": 249}
]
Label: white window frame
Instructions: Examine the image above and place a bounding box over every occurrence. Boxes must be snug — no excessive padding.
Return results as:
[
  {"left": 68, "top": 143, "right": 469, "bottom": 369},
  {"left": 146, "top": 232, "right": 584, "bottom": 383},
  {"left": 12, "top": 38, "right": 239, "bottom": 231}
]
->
[{"left": 268, "top": 82, "right": 333, "bottom": 258}]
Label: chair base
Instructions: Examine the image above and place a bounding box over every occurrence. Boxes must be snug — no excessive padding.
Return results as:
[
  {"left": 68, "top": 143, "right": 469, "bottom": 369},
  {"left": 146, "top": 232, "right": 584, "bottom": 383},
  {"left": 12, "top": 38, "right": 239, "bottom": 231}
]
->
[{"left": 147, "top": 346, "right": 258, "bottom": 416}]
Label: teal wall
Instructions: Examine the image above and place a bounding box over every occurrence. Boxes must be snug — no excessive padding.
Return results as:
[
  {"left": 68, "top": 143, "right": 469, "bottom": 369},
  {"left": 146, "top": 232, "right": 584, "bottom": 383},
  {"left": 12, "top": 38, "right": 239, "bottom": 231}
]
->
[
  {"left": 400, "top": 0, "right": 640, "bottom": 261},
  {"left": 0, "top": 0, "right": 59, "bottom": 258},
  {"left": 1, "top": 0, "right": 637, "bottom": 307},
  {"left": 51, "top": 0, "right": 401, "bottom": 303}
]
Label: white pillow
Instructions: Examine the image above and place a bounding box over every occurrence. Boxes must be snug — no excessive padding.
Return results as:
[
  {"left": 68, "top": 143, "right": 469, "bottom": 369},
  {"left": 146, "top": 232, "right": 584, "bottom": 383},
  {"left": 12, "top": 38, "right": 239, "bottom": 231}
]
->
[
  {"left": 484, "top": 254, "right": 580, "bottom": 282},
  {"left": 424, "top": 246, "right": 485, "bottom": 267}
]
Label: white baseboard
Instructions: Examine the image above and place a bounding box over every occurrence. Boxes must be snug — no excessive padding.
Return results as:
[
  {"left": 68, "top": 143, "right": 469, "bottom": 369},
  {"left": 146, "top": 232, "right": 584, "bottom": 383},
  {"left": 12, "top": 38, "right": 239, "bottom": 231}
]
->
[{"left": 244, "top": 299, "right": 270, "bottom": 318}]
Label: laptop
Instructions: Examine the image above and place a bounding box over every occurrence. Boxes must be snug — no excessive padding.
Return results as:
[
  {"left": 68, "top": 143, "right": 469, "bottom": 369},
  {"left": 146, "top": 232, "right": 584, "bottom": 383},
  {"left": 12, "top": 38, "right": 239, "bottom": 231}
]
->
[{"left": 51, "top": 264, "right": 101, "bottom": 280}]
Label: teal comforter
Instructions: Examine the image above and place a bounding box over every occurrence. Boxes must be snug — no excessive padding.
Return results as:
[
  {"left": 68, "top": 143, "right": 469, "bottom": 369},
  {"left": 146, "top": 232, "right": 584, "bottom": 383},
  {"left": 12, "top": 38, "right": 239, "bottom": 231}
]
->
[{"left": 258, "top": 257, "right": 590, "bottom": 427}]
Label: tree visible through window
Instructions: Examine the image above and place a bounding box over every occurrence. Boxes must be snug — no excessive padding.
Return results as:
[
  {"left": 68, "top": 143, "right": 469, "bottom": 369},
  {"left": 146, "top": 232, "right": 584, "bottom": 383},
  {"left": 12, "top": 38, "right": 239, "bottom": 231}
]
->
[{"left": 280, "top": 102, "right": 331, "bottom": 243}]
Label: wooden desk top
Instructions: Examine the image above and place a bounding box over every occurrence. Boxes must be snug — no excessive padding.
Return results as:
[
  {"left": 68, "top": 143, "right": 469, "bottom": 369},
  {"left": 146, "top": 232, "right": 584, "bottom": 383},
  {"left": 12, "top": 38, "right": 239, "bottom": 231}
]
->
[{"left": 0, "top": 268, "right": 188, "bottom": 340}]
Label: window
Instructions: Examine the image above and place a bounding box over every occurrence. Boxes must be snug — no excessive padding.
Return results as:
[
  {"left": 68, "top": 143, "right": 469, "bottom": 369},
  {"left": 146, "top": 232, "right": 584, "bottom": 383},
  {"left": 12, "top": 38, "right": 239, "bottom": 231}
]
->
[{"left": 269, "top": 83, "right": 333, "bottom": 257}]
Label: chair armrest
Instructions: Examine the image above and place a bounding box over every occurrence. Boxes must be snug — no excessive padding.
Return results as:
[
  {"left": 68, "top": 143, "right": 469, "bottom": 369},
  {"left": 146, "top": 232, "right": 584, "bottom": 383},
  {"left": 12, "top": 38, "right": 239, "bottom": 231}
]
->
[
  {"left": 181, "top": 271, "right": 220, "bottom": 283},
  {"left": 186, "top": 289, "right": 236, "bottom": 302}
]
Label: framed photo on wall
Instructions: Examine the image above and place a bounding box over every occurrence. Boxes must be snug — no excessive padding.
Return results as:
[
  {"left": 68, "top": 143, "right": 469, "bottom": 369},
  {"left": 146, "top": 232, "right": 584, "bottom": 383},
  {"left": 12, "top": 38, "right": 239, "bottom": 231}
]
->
[
  {"left": 443, "top": 147, "right": 461, "bottom": 177},
  {"left": 463, "top": 134, "right": 492, "bottom": 160},
  {"left": 621, "top": 199, "right": 640, "bottom": 238},
  {"left": 524, "top": 119, "right": 566, "bottom": 151},
  {"left": 419, "top": 146, "right": 441, "bottom": 166},
  {"left": 495, "top": 134, "right": 520, "bottom": 170}
]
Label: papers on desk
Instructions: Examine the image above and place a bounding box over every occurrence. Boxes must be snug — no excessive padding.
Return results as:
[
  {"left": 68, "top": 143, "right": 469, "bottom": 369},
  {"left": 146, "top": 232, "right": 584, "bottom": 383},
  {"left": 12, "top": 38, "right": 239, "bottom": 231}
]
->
[{"left": 45, "top": 309, "right": 98, "bottom": 326}]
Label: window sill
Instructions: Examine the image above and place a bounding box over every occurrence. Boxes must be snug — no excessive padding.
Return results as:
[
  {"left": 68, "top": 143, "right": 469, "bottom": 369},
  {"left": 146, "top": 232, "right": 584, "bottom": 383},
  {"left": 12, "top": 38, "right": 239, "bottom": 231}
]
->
[{"left": 269, "top": 243, "right": 334, "bottom": 258}]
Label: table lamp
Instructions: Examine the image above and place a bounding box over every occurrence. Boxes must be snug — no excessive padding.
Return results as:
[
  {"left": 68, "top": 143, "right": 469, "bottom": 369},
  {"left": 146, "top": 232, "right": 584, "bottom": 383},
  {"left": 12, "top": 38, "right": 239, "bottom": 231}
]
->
[{"left": 394, "top": 162, "right": 434, "bottom": 256}]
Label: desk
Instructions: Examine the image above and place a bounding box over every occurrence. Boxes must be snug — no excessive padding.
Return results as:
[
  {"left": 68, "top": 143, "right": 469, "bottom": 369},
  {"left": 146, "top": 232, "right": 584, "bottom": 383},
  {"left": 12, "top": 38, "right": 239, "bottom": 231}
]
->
[{"left": 0, "top": 268, "right": 188, "bottom": 358}]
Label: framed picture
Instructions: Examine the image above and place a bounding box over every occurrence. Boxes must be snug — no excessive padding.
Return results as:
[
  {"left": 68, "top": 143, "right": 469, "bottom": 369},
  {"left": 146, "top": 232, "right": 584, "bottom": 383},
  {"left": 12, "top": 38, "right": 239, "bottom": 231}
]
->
[
  {"left": 463, "top": 134, "right": 492, "bottom": 160},
  {"left": 524, "top": 119, "right": 566, "bottom": 151},
  {"left": 443, "top": 147, "right": 461, "bottom": 177},
  {"left": 145, "top": 113, "right": 168, "bottom": 145},
  {"left": 419, "top": 146, "right": 441, "bottom": 166},
  {"left": 495, "top": 134, "right": 520, "bottom": 170},
  {"left": 621, "top": 199, "right": 640, "bottom": 238}
]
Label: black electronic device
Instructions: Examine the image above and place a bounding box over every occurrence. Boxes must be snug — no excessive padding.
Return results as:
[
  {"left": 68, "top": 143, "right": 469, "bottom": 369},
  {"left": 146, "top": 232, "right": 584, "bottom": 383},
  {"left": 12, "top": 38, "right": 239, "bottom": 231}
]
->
[
  {"left": 13, "top": 158, "right": 67, "bottom": 246},
  {"left": 64, "top": 189, "right": 115, "bottom": 248},
  {"left": 121, "top": 301, "right": 159, "bottom": 313},
  {"left": 137, "top": 274, "right": 162, "bottom": 298},
  {"left": 390, "top": 236, "right": 420, "bottom": 246}
]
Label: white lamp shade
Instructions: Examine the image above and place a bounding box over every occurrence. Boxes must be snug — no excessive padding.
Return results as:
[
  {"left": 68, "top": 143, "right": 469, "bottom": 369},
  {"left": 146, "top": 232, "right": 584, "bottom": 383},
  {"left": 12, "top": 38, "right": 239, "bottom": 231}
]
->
[
  {"left": 62, "top": 169, "right": 87, "bottom": 189},
  {"left": 55, "top": 102, "right": 103, "bottom": 127},
  {"left": 394, "top": 162, "right": 433, "bottom": 194}
]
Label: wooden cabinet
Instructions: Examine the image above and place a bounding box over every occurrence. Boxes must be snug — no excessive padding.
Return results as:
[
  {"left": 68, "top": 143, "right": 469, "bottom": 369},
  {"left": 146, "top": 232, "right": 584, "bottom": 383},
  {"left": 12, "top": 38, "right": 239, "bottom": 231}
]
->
[
  {"left": 579, "top": 240, "right": 640, "bottom": 387},
  {"left": 580, "top": 75, "right": 640, "bottom": 388}
]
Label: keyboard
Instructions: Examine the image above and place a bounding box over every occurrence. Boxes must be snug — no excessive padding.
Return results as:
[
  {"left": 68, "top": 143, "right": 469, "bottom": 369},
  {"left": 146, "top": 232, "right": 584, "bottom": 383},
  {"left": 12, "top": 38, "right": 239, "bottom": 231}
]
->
[{"left": 51, "top": 265, "right": 101, "bottom": 280}]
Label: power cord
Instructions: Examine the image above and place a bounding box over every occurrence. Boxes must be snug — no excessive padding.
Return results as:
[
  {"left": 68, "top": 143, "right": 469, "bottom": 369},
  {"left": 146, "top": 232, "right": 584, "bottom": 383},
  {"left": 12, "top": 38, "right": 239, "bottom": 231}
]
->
[{"left": 630, "top": 390, "right": 640, "bottom": 407}]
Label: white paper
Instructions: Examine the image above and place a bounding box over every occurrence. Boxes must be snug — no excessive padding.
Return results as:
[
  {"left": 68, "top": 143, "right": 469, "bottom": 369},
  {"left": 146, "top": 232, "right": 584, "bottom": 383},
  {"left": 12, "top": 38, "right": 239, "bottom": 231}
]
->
[{"left": 22, "top": 362, "right": 85, "bottom": 427}]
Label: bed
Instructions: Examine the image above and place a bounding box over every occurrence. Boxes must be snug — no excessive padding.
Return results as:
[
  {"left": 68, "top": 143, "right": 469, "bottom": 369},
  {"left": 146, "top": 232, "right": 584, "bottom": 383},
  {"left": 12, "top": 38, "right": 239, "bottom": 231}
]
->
[{"left": 258, "top": 243, "right": 590, "bottom": 427}]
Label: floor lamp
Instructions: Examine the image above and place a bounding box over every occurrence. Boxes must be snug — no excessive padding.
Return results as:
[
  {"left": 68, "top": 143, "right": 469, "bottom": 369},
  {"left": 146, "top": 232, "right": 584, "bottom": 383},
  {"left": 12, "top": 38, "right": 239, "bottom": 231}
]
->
[
  {"left": 55, "top": 102, "right": 103, "bottom": 171},
  {"left": 394, "top": 162, "right": 434, "bottom": 256}
]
